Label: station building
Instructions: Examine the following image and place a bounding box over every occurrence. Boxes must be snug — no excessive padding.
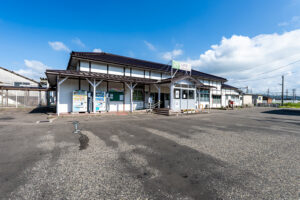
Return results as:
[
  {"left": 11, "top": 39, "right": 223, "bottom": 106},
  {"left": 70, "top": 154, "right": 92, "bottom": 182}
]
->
[{"left": 46, "top": 52, "right": 241, "bottom": 115}]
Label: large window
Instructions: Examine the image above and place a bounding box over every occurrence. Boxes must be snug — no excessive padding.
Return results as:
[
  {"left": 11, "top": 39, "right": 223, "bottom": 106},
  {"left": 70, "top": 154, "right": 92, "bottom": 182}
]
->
[
  {"left": 188, "top": 90, "right": 195, "bottom": 99},
  {"left": 133, "top": 90, "right": 143, "bottom": 101},
  {"left": 212, "top": 95, "right": 221, "bottom": 104},
  {"left": 182, "top": 90, "right": 188, "bottom": 99},
  {"left": 200, "top": 89, "right": 210, "bottom": 102}
]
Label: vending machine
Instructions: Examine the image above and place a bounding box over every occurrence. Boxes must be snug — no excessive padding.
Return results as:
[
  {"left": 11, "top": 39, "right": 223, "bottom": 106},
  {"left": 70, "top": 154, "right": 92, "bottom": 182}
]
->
[
  {"left": 95, "top": 91, "right": 106, "bottom": 112},
  {"left": 72, "top": 90, "right": 87, "bottom": 112}
]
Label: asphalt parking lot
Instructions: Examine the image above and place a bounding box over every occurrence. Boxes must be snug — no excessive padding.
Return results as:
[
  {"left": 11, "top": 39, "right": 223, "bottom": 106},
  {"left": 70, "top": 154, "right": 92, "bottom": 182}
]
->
[{"left": 0, "top": 108, "right": 299, "bottom": 199}]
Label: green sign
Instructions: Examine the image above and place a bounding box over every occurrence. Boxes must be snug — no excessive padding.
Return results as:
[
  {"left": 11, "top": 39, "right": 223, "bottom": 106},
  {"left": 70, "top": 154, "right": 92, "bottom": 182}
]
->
[
  {"left": 108, "top": 91, "right": 124, "bottom": 101},
  {"left": 172, "top": 60, "right": 181, "bottom": 69}
]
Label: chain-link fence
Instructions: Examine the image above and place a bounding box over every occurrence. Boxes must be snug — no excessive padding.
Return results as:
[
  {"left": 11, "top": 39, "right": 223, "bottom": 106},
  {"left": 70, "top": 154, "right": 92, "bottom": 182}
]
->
[{"left": 0, "top": 89, "right": 48, "bottom": 108}]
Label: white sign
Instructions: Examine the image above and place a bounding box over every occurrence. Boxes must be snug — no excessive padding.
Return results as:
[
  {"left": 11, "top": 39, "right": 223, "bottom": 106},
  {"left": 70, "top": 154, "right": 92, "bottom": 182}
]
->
[{"left": 172, "top": 60, "right": 192, "bottom": 72}]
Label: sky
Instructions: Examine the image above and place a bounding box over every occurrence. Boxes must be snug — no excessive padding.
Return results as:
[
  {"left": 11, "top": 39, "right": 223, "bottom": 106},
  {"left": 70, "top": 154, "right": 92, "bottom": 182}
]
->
[{"left": 0, "top": 0, "right": 300, "bottom": 94}]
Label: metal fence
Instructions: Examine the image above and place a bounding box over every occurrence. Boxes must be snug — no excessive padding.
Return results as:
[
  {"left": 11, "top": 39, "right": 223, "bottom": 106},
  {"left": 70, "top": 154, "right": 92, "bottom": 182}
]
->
[{"left": 0, "top": 89, "right": 48, "bottom": 108}]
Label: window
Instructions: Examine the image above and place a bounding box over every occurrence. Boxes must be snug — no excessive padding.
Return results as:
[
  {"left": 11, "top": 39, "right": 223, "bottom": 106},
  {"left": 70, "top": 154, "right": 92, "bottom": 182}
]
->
[
  {"left": 200, "top": 89, "right": 210, "bottom": 102},
  {"left": 182, "top": 90, "right": 188, "bottom": 99},
  {"left": 189, "top": 90, "right": 195, "bottom": 99},
  {"left": 133, "top": 90, "right": 143, "bottom": 101},
  {"left": 174, "top": 89, "right": 180, "bottom": 99},
  {"left": 212, "top": 95, "right": 221, "bottom": 104}
]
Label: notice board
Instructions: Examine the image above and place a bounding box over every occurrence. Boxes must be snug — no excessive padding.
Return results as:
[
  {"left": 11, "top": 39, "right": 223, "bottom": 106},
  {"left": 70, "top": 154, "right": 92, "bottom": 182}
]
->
[{"left": 108, "top": 91, "right": 124, "bottom": 101}]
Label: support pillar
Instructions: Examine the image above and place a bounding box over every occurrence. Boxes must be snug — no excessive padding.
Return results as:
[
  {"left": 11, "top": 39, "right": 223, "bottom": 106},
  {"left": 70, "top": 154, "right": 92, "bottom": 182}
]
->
[
  {"left": 125, "top": 82, "right": 137, "bottom": 112},
  {"left": 170, "top": 83, "right": 174, "bottom": 110},
  {"left": 15, "top": 91, "right": 18, "bottom": 108},
  {"left": 154, "top": 84, "right": 161, "bottom": 108},
  {"left": 56, "top": 76, "right": 68, "bottom": 116},
  {"left": 86, "top": 78, "right": 103, "bottom": 113}
]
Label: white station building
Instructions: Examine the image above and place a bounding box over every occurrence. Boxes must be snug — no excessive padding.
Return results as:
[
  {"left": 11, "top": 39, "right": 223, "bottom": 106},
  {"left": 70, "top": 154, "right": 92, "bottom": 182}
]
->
[{"left": 46, "top": 52, "right": 242, "bottom": 115}]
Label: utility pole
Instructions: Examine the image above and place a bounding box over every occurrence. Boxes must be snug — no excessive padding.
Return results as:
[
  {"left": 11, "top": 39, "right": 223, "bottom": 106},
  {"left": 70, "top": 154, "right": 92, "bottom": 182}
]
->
[
  {"left": 292, "top": 89, "right": 296, "bottom": 103},
  {"left": 281, "top": 75, "right": 284, "bottom": 106},
  {"left": 267, "top": 88, "right": 270, "bottom": 97}
]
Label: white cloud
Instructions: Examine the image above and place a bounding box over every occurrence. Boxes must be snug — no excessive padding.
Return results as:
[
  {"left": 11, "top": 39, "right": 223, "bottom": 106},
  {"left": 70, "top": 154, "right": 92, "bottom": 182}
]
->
[
  {"left": 278, "top": 16, "right": 300, "bottom": 28},
  {"left": 93, "top": 48, "right": 102, "bottom": 53},
  {"left": 144, "top": 40, "right": 156, "bottom": 51},
  {"left": 72, "top": 38, "right": 85, "bottom": 48},
  {"left": 162, "top": 49, "right": 183, "bottom": 61},
  {"left": 185, "top": 29, "right": 300, "bottom": 93},
  {"left": 48, "top": 41, "right": 70, "bottom": 52},
  {"left": 16, "top": 60, "right": 50, "bottom": 80}
]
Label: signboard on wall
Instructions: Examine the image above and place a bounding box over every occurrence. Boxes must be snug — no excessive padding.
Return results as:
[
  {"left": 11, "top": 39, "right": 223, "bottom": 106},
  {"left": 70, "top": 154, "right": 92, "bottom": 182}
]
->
[
  {"left": 172, "top": 60, "right": 192, "bottom": 72},
  {"left": 108, "top": 91, "right": 124, "bottom": 101},
  {"left": 72, "top": 90, "right": 87, "bottom": 112}
]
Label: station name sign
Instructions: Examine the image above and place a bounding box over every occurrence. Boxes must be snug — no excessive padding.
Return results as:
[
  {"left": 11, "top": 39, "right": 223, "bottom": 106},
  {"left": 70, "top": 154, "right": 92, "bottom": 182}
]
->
[{"left": 172, "top": 60, "right": 192, "bottom": 72}]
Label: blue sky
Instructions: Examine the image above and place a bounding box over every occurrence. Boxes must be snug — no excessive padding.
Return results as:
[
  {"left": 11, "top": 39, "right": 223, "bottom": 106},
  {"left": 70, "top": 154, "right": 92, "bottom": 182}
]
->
[{"left": 1, "top": 0, "right": 300, "bottom": 93}]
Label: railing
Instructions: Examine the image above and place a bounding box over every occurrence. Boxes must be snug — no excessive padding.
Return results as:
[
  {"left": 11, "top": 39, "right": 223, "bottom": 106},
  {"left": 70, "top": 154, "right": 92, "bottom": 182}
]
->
[{"left": 146, "top": 101, "right": 162, "bottom": 111}]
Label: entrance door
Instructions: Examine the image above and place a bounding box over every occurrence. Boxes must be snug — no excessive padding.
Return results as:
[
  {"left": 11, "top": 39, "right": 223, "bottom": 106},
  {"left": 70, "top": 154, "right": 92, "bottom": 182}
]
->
[{"left": 181, "top": 89, "right": 188, "bottom": 110}]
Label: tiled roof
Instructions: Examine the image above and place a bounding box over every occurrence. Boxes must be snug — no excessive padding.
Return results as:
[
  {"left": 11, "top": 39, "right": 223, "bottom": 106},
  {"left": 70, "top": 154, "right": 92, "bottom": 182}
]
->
[{"left": 69, "top": 52, "right": 227, "bottom": 82}]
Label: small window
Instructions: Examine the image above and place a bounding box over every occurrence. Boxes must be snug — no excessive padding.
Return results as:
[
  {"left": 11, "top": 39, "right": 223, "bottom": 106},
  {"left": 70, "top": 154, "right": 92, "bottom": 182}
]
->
[
  {"left": 133, "top": 90, "right": 143, "bottom": 101},
  {"left": 188, "top": 90, "right": 194, "bottom": 99},
  {"left": 174, "top": 89, "right": 180, "bottom": 99},
  {"left": 182, "top": 90, "right": 188, "bottom": 99},
  {"left": 212, "top": 95, "right": 221, "bottom": 104}
]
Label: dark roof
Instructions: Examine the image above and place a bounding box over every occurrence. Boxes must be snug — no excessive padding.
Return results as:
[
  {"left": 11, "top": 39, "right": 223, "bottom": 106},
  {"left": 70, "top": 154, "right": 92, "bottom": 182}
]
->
[
  {"left": 0, "top": 66, "right": 40, "bottom": 85},
  {"left": 221, "top": 83, "right": 239, "bottom": 90},
  {"left": 46, "top": 70, "right": 159, "bottom": 87},
  {"left": 68, "top": 52, "right": 227, "bottom": 82}
]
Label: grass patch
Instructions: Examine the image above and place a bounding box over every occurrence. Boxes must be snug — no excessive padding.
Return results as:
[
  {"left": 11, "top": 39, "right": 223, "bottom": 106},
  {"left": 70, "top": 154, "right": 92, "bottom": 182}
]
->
[{"left": 280, "top": 102, "right": 300, "bottom": 108}]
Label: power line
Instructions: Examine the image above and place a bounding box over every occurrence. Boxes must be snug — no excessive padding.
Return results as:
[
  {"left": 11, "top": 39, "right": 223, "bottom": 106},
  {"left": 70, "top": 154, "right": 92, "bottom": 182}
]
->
[
  {"left": 232, "top": 53, "right": 300, "bottom": 73},
  {"left": 230, "top": 59, "right": 300, "bottom": 84}
]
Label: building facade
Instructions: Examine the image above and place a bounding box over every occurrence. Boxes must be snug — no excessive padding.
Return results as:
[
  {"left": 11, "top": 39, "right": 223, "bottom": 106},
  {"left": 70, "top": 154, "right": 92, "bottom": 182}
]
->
[
  {"left": 46, "top": 52, "right": 240, "bottom": 115},
  {"left": 0, "top": 66, "right": 40, "bottom": 87},
  {"left": 0, "top": 66, "right": 49, "bottom": 108}
]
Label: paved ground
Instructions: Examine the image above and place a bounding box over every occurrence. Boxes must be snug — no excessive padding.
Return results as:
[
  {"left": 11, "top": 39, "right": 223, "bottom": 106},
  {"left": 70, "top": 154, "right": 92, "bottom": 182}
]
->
[{"left": 0, "top": 108, "right": 299, "bottom": 199}]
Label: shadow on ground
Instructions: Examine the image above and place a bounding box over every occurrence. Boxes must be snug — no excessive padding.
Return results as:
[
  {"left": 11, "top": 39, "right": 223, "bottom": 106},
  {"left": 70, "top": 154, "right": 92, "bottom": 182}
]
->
[
  {"left": 83, "top": 121, "right": 259, "bottom": 199},
  {"left": 262, "top": 109, "right": 300, "bottom": 116},
  {"left": 29, "top": 106, "right": 56, "bottom": 114}
]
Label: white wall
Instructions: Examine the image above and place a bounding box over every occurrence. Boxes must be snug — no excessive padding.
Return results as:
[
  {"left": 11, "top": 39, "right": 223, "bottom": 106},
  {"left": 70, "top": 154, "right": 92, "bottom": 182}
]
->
[
  {"left": 109, "top": 66, "right": 123, "bottom": 76},
  {"left": 243, "top": 95, "right": 253, "bottom": 106},
  {"left": 151, "top": 72, "right": 161, "bottom": 80},
  {"left": 131, "top": 69, "right": 144, "bottom": 78},
  {"left": 91, "top": 63, "right": 107, "bottom": 74},
  {"left": 58, "top": 79, "right": 79, "bottom": 113}
]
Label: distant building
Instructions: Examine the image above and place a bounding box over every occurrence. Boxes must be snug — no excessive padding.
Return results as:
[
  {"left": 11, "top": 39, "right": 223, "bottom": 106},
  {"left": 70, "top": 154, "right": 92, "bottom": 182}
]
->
[
  {"left": 221, "top": 84, "right": 243, "bottom": 107},
  {"left": 0, "top": 66, "right": 50, "bottom": 108},
  {"left": 0, "top": 66, "right": 40, "bottom": 87},
  {"left": 263, "top": 96, "right": 273, "bottom": 104},
  {"left": 242, "top": 94, "right": 253, "bottom": 106},
  {"left": 252, "top": 94, "right": 263, "bottom": 105}
]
